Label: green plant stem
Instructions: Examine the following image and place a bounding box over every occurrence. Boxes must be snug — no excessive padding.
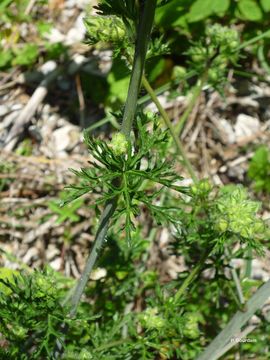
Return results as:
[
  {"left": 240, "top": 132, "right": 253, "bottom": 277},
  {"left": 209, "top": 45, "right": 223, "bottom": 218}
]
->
[
  {"left": 244, "top": 248, "right": 253, "bottom": 278},
  {"left": 54, "top": 3, "right": 157, "bottom": 356},
  {"left": 69, "top": 199, "right": 117, "bottom": 317},
  {"left": 258, "top": 44, "right": 270, "bottom": 74},
  {"left": 86, "top": 115, "right": 120, "bottom": 133},
  {"left": 227, "top": 281, "right": 243, "bottom": 310},
  {"left": 196, "top": 279, "right": 270, "bottom": 360},
  {"left": 234, "top": 69, "right": 270, "bottom": 84},
  {"left": 86, "top": 70, "right": 197, "bottom": 135},
  {"left": 214, "top": 324, "right": 257, "bottom": 360},
  {"left": 173, "top": 247, "right": 245, "bottom": 308},
  {"left": 142, "top": 75, "right": 198, "bottom": 183},
  {"left": 174, "top": 250, "right": 210, "bottom": 302},
  {"left": 121, "top": 1, "right": 157, "bottom": 137},
  {"left": 235, "top": 29, "right": 270, "bottom": 52},
  {"left": 95, "top": 338, "right": 131, "bottom": 352},
  {"left": 225, "top": 248, "right": 245, "bottom": 306},
  {"left": 230, "top": 266, "right": 245, "bottom": 305},
  {"left": 175, "top": 71, "right": 207, "bottom": 136},
  {"left": 138, "top": 70, "right": 197, "bottom": 106},
  {"left": 68, "top": 0, "right": 157, "bottom": 319}
]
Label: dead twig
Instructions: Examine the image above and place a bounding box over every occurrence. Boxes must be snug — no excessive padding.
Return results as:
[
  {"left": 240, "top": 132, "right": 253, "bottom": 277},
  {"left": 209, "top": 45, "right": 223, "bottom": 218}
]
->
[
  {"left": 4, "top": 68, "right": 61, "bottom": 151},
  {"left": 75, "top": 74, "right": 86, "bottom": 128}
]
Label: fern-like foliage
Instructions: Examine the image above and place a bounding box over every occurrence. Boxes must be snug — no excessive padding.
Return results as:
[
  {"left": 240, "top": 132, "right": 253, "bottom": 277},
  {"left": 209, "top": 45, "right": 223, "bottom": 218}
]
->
[
  {"left": 94, "top": 0, "right": 172, "bottom": 16},
  {"left": 84, "top": 16, "right": 127, "bottom": 45},
  {"left": 187, "top": 24, "right": 240, "bottom": 92},
  {"left": 63, "top": 113, "right": 188, "bottom": 244},
  {"left": 94, "top": 0, "right": 139, "bottom": 20},
  {"left": 0, "top": 268, "right": 70, "bottom": 359},
  {"left": 146, "top": 36, "right": 170, "bottom": 59},
  {"left": 84, "top": 0, "right": 170, "bottom": 63},
  {"left": 172, "top": 182, "right": 265, "bottom": 266}
]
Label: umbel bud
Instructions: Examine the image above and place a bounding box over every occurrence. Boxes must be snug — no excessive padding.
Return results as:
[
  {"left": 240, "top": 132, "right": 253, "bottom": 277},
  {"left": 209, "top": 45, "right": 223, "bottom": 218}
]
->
[
  {"left": 110, "top": 133, "right": 128, "bottom": 156},
  {"left": 206, "top": 24, "right": 239, "bottom": 52},
  {"left": 84, "top": 16, "right": 125, "bottom": 45},
  {"left": 215, "top": 186, "right": 265, "bottom": 239},
  {"left": 139, "top": 307, "right": 166, "bottom": 330},
  {"left": 191, "top": 179, "right": 211, "bottom": 196},
  {"left": 183, "top": 313, "right": 200, "bottom": 339}
]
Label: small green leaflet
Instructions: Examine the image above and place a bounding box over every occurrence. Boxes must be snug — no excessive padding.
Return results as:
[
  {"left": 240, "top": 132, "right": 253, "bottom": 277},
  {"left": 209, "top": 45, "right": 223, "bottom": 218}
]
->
[
  {"left": 260, "top": 0, "right": 270, "bottom": 12},
  {"left": 237, "top": 0, "right": 263, "bottom": 21},
  {"left": 188, "top": 0, "right": 230, "bottom": 22}
]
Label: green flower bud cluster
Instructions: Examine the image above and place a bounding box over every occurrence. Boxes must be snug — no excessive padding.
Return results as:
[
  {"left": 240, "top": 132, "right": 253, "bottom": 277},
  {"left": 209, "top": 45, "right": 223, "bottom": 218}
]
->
[
  {"left": 12, "top": 325, "right": 27, "bottom": 339},
  {"left": 188, "top": 46, "right": 208, "bottom": 65},
  {"left": 188, "top": 24, "right": 240, "bottom": 88},
  {"left": 172, "top": 66, "right": 187, "bottom": 80},
  {"left": 110, "top": 133, "right": 129, "bottom": 156},
  {"left": 215, "top": 186, "right": 265, "bottom": 239},
  {"left": 79, "top": 349, "right": 93, "bottom": 359},
  {"left": 191, "top": 179, "right": 211, "bottom": 197},
  {"left": 84, "top": 15, "right": 126, "bottom": 45},
  {"left": 206, "top": 24, "right": 240, "bottom": 53},
  {"left": 141, "top": 270, "right": 158, "bottom": 288},
  {"left": 207, "top": 25, "right": 239, "bottom": 84},
  {"left": 183, "top": 313, "right": 200, "bottom": 339},
  {"left": 35, "top": 273, "right": 56, "bottom": 298},
  {"left": 139, "top": 307, "right": 166, "bottom": 330}
]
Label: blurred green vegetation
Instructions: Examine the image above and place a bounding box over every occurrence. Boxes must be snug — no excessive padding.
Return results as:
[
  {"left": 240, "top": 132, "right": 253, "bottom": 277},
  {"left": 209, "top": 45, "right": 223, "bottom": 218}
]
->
[{"left": 1, "top": 0, "right": 270, "bottom": 108}]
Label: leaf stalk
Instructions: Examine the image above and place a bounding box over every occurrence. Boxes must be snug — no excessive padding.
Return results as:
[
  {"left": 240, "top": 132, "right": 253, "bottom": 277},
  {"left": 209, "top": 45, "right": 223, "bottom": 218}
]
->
[
  {"left": 142, "top": 75, "right": 198, "bottom": 182},
  {"left": 68, "top": 0, "right": 157, "bottom": 318}
]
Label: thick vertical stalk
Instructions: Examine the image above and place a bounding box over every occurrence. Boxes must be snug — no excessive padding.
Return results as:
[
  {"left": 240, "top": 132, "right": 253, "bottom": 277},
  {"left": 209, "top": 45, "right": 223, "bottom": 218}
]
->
[
  {"left": 68, "top": 0, "right": 157, "bottom": 318},
  {"left": 69, "top": 199, "right": 117, "bottom": 316},
  {"left": 121, "top": 0, "right": 157, "bottom": 137}
]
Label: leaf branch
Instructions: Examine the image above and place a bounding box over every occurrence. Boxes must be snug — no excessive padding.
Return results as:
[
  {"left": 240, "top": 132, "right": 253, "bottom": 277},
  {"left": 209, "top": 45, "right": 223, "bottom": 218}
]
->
[{"left": 68, "top": 0, "right": 158, "bottom": 318}]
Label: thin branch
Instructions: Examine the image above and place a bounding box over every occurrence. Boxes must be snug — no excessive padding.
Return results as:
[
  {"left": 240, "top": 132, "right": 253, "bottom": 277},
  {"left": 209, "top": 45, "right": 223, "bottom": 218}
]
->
[
  {"left": 142, "top": 75, "right": 198, "bottom": 183},
  {"left": 175, "top": 72, "right": 207, "bottom": 137},
  {"left": 69, "top": 199, "right": 117, "bottom": 316},
  {"left": 225, "top": 247, "right": 245, "bottom": 306},
  {"left": 174, "top": 249, "right": 210, "bottom": 302}
]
